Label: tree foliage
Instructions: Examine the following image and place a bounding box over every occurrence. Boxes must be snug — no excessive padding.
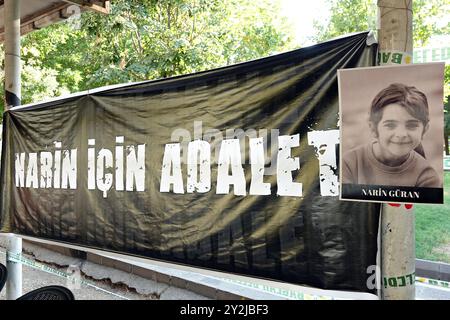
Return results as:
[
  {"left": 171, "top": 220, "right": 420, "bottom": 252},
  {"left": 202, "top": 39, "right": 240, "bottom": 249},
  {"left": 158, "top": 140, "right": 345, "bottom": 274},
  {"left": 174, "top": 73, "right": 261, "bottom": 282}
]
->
[
  {"left": 0, "top": 0, "right": 295, "bottom": 113},
  {"left": 313, "top": 0, "right": 377, "bottom": 43},
  {"left": 313, "top": 0, "right": 450, "bottom": 153},
  {"left": 313, "top": 0, "right": 450, "bottom": 47}
]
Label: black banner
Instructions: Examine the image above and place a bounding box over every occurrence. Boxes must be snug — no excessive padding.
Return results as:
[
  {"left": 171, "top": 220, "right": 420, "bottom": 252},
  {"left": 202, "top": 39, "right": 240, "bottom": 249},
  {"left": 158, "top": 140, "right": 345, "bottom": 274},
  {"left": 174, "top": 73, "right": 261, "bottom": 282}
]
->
[{"left": 0, "top": 32, "right": 380, "bottom": 292}]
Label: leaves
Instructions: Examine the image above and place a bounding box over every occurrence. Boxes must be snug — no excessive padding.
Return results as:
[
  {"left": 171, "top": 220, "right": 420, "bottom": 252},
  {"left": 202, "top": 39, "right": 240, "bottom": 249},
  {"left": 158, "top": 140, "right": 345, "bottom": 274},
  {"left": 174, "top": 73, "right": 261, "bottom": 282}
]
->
[{"left": 413, "top": 0, "right": 450, "bottom": 47}]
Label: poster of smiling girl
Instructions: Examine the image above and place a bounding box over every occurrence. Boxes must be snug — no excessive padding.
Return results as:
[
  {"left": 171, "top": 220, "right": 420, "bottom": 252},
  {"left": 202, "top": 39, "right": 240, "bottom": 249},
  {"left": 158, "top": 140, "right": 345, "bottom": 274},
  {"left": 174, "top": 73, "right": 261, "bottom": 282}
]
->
[{"left": 338, "top": 63, "right": 445, "bottom": 204}]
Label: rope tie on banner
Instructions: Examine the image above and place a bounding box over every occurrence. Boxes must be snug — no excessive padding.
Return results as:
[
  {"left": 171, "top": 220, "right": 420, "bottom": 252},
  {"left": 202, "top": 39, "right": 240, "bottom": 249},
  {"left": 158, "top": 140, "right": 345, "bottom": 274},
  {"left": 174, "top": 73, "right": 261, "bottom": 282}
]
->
[{"left": 0, "top": 250, "right": 130, "bottom": 300}]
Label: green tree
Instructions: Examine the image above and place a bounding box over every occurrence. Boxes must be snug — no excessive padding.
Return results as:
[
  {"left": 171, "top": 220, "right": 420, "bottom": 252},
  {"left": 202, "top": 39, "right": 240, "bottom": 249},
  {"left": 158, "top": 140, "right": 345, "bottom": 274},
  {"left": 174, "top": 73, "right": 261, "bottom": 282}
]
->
[{"left": 0, "top": 0, "right": 295, "bottom": 115}]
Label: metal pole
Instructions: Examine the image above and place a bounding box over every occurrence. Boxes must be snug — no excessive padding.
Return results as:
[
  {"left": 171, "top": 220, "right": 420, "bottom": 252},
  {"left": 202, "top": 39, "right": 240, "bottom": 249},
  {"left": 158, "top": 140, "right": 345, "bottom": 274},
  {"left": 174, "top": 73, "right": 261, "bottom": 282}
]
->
[
  {"left": 4, "top": 0, "right": 22, "bottom": 300},
  {"left": 377, "top": 0, "right": 415, "bottom": 300}
]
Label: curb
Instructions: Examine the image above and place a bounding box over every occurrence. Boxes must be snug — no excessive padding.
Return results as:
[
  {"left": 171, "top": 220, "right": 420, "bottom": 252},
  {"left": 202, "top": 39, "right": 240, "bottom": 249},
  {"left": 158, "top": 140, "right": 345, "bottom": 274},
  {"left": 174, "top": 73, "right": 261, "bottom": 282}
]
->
[{"left": 416, "top": 259, "right": 450, "bottom": 282}]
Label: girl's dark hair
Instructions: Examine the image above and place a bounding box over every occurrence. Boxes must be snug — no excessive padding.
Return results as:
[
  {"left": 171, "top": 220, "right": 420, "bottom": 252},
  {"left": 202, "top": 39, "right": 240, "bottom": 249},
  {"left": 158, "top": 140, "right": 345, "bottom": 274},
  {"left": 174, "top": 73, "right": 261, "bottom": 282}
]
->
[{"left": 369, "top": 83, "right": 429, "bottom": 128}]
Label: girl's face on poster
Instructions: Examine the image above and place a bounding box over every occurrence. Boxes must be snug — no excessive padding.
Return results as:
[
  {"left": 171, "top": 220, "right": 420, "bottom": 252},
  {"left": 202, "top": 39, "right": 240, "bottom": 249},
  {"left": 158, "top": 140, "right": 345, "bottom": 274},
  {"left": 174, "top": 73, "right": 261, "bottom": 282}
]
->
[{"left": 371, "top": 103, "right": 428, "bottom": 163}]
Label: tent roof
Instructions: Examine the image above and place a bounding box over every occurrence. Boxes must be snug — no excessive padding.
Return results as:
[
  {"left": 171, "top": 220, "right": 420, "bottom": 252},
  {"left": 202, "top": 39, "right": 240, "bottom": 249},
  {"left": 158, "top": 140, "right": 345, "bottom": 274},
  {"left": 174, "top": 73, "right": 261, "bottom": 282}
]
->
[{"left": 0, "top": 0, "right": 109, "bottom": 42}]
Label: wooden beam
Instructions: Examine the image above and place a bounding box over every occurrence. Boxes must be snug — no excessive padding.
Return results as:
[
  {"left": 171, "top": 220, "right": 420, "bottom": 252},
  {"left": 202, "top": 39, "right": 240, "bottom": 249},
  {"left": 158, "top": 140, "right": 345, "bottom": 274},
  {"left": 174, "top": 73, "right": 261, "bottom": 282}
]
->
[
  {"left": 61, "top": 0, "right": 110, "bottom": 14},
  {"left": 0, "top": 3, "right": 79, "bottom": 42}
]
